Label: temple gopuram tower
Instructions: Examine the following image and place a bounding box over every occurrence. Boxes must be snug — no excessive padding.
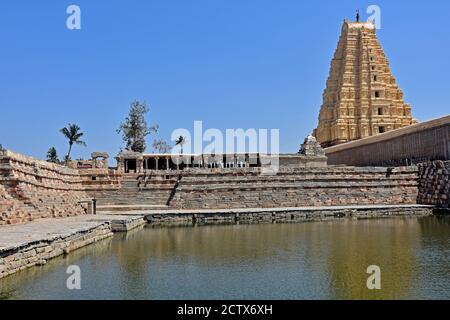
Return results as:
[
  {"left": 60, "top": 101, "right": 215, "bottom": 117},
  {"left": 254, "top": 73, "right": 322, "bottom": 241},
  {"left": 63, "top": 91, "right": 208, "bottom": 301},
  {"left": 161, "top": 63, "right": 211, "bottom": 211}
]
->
[{"left": 314, "top": 18, "right": 417, "bottom": 147}]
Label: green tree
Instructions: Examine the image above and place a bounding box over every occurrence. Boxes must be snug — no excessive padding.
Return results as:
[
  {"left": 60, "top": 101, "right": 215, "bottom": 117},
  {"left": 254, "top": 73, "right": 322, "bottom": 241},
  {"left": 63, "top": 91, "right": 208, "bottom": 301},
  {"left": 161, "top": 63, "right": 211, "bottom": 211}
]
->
[
  {"left": 117, "top": 100, "right": 158, "bottom": 153},
  {"left": 60, "top": 124, "right": 87, "bottom": 162},
  {"left": 46, "top": 147, "right": 59, "bottom": 163},
  {"left": 175, "top": 136, "right": 187, "bottom": 154}
]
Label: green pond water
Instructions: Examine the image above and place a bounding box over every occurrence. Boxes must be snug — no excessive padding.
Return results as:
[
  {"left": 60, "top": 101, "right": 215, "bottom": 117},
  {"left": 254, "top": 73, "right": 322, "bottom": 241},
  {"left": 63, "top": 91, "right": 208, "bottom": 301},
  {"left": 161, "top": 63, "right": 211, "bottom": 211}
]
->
[{"left": 1, "top": 216, "right": 449, "bottom": 300}]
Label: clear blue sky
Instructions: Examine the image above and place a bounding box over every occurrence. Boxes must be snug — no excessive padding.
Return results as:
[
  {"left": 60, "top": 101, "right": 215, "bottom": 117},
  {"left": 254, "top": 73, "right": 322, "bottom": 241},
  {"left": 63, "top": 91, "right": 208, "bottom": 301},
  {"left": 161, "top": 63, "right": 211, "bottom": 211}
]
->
[{"left": 1, "top": 0, "right": 449, "bottom": 160}]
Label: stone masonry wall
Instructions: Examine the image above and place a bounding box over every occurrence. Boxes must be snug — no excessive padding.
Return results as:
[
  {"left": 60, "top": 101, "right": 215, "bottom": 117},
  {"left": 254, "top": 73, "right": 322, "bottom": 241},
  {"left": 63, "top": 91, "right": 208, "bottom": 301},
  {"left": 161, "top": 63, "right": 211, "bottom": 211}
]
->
[
  {"left": 0, "top": 150, "right": 90, "bottom": 225},
  {"left": 0, "top": 222, "right": 113, "bottom": 279},
  {"left": 78, "top": 168, "right": 123, "bottom": 205},
  {"left": 169, "top": 166, "right": 419, "bottom": 209},
  {"left": 0, "top": 184, "right": 26, "bottom": 220},
  {"left": 418, "top": 161, "right": 450, "bottom": 208}
]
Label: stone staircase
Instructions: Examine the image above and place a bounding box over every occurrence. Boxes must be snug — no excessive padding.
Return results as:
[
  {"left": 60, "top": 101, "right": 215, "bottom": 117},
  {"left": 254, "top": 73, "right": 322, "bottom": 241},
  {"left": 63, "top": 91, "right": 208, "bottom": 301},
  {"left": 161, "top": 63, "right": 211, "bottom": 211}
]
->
[
  {"left": 0, "top": 184, "right": 27, "bottom": 224},
  {"left": 1, "top": 183, "right": 86, "bottom": 225},
  {"left": 4, "top": 185, "right": 88, "bottom": 223},
  {"left": 0, "top": 149, "right": 91, "bottom": 225},
  {"left": 94, "top": 173, "right": 179, "bottom": 212},
  {"left": 1, "top": 183, "right": 45, "bottom": 224}
]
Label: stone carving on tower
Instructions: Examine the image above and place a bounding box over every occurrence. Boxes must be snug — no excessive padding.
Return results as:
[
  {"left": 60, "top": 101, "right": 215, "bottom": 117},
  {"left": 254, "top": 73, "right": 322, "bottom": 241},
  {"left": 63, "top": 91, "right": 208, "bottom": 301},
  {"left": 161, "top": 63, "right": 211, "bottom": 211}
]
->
[{"left": 314, "top": 18, "right": 418, "bottom": 148}]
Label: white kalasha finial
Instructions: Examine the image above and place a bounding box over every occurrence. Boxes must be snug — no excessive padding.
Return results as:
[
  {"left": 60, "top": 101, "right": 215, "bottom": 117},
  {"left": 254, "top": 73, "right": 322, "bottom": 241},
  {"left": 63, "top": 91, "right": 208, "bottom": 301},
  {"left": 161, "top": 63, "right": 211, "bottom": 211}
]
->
[
  {"left": 299, "top": 134, "right": 325, "bottom": 156},
  {"left": 307, "top": 134, "right": 317, "bottom": 142}
]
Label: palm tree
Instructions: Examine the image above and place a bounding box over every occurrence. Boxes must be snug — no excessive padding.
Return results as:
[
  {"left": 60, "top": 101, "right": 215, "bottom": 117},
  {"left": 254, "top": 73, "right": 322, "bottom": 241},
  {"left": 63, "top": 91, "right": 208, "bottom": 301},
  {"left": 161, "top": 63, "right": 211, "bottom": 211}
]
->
[
  {"left": 175, "top": 136, "right": 187, "bottom": 154},
  {"left": 46, "top": 147, "right": 59, "bottom": 163},
  {"left": 60, "top": 124, "right": 87, "bottom": 162}
]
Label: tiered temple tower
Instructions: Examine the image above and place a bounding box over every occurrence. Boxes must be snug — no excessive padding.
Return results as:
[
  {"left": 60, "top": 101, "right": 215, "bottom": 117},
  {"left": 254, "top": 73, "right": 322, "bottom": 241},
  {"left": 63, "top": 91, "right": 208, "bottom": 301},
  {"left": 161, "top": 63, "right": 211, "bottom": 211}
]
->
[{"left": 314, "top": 19, "right": 417, "bottom": 147}]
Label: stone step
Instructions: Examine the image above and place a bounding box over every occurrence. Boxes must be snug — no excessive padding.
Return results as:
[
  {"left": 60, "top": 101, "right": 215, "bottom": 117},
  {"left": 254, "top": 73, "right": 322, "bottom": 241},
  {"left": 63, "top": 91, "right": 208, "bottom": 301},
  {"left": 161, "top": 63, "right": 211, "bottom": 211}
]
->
[{"left": 97, "top": 204, "right": 169, "bottom": 212}]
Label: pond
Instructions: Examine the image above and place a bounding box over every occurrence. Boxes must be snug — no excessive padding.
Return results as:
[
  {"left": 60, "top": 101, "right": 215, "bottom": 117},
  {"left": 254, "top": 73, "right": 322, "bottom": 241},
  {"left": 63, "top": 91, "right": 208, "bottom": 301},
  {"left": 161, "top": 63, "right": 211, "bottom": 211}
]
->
[{"left": 1, "top": 216, "right": 449, "bottom": 300}]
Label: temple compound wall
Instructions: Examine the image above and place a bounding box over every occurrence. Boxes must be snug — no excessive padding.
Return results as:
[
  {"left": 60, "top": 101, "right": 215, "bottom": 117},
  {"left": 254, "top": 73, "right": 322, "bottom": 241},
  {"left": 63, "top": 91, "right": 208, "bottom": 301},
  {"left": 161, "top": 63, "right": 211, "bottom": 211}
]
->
[
  {"left": 324, "top": 115, "right": 450, "bottom": 167},
  {"left": 0, "top": 149, "right": 91, "bottom": 225}
]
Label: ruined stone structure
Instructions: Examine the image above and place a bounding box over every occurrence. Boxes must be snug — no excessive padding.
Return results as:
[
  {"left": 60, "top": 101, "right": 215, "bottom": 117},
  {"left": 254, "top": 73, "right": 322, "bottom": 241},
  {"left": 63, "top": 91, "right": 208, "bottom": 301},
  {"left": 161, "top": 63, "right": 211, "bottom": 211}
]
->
[
  {"left": 325, "top": 115, "right": 450, "bottom": 166},
  {"left": 418, "top": 161, "right": 450, "bottom": 208},
  {"left": 314, "top": 19, "right": 417, "bottom": 147},
  {"left": 68, "top": 152, "right": 109, "bottom": 170}
]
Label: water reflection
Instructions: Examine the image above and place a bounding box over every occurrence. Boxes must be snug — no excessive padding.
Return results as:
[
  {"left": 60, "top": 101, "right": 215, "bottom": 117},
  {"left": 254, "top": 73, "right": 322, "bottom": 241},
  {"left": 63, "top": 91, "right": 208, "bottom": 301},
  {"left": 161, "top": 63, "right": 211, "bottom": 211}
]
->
[
  {"left": 0, "top": 217, "right": 449, "bottom": 300},
  {"left": 324, "top": 219, "right": 421, "bottom": 299}
]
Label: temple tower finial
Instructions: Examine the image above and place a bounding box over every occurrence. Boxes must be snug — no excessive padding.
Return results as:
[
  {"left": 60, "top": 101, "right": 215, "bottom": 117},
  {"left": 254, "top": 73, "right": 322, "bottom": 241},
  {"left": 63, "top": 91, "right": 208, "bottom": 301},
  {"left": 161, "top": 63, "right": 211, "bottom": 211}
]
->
[{"left": 356, "top": 9, "right": 360, "bottom": 22}]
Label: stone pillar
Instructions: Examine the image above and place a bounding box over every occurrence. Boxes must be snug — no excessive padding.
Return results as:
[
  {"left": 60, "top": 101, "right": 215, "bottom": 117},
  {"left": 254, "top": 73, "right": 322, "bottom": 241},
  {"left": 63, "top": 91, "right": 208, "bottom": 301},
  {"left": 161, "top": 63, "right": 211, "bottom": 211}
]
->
[{"left": 115, "top": 157, "right": 125, "bottom": 173}]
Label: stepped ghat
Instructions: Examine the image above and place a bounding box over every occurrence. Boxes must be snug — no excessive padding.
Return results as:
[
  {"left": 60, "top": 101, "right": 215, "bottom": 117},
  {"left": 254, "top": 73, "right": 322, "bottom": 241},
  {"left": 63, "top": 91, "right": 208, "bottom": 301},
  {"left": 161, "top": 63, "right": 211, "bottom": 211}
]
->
[
  {"left": 77, "top": 136, "right": 415, "bottom": 211},
  {"left": 0, "top": 139, "right": 436, "bottom": 225}
]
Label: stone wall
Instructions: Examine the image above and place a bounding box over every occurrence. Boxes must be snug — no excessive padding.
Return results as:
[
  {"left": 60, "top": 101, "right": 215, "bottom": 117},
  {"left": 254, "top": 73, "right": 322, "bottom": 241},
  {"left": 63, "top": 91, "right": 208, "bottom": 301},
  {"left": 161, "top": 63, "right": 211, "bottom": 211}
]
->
[
  {"left": 0, "top": 150, "right": 90, "bottom": 225},
  {"left": 78, "top": 168, "right": 122, "bottom": 194},
  {"left": 168, "top": 166, "right": 419, "bottom": 209},
  {"left": 146, "top": 206, "right": 432, "bottom": 225},
  {"left": 418, "top": 161, "right": 450, "bottom": 208},
  {"left": 0, "top": 184, "right": 25, "bottom": 220},
  {"left": 324, "top": 115, "right": 450, "bottom": 166},
  {"left": 90, "top": 166, "right": 420, "bottom": 211},
  {"left": 0, "top": 221, "right": 113, "bottom": 279}
]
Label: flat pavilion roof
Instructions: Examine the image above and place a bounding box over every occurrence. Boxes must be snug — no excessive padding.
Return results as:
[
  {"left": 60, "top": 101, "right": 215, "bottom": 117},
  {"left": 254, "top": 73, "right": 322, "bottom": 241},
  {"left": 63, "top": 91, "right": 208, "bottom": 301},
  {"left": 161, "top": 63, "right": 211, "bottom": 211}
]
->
[{"left": 141, "top": 153, "right": 264, "bottom": 157}]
